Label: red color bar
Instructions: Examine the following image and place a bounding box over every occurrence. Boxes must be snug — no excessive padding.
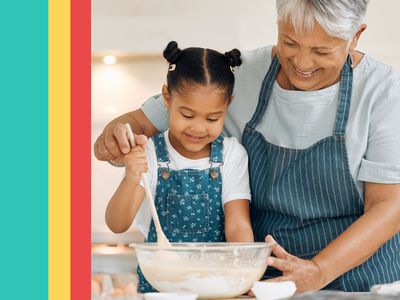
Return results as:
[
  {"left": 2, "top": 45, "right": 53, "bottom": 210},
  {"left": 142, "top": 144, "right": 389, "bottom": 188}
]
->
[{"left": 71, "top": 0, "right": 91, "bottom": 298}]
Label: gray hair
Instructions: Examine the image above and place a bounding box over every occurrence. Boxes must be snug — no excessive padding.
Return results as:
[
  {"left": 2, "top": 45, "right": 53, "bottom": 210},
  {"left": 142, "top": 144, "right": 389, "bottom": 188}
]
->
[{"left": 276, "top": 0, "right": 370, "bottom": 40}]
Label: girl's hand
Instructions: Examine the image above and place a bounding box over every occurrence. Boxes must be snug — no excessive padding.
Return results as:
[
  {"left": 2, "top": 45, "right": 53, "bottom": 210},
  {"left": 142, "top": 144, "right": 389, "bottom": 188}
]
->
[
  {"left": 264, "top": 235, "right": 324, "bottom": 293},
  {"left": 123, "top": 145, "right": 148, "bottom": 186}
]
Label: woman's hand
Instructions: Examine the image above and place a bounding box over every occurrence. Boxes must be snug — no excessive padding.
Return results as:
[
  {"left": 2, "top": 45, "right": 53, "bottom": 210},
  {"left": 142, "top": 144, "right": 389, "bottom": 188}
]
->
[
  {"left": 123, "top": 144, "right": 148, "bottom": 186},
  {"left": 95, "top": 122, "right": 132, "bottom": 162},
  {"left": 94, "top": 109, "right": 158, "bottom": 162},
  {"left": 265, "top": 235, "right": 324, "bottom": 293}
]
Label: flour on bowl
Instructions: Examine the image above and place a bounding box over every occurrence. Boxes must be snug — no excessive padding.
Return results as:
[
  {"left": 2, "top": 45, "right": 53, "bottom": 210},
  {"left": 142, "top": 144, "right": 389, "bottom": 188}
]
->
[{"left": 140, "top": 259, "right": 266, "bottom": 299}]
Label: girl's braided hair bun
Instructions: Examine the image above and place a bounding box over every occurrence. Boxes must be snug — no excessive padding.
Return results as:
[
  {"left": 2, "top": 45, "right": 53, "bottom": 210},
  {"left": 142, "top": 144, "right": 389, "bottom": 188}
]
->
[
  {"left": 163, "top": 41, "right": 182, "bottom": 63},
  {"left": 225, "top": 48, "right": 242, "bottom": 67}
]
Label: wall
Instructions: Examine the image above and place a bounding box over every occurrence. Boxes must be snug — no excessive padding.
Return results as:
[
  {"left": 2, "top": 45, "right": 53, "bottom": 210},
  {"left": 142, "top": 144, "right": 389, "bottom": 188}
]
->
[{"left": 92, "top": 56, "right": 166, "bottom": 240}]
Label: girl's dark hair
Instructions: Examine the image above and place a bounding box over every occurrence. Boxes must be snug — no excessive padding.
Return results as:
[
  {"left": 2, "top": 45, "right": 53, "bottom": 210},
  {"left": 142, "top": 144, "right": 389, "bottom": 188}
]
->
[{"left": 163, "top": 41, "right": 242, "bottom": 102}]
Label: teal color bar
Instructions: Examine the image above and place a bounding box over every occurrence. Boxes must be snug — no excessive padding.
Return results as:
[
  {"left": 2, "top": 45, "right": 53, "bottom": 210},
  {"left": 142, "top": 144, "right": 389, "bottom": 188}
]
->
[{"left": 0, "top": 1, "right": 48, "bottom": 299}]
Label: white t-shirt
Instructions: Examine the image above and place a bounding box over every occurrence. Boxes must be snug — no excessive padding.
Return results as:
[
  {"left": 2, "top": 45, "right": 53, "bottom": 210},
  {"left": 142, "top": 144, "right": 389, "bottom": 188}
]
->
[
  {"left": 134, "top": 130, "right": 251, "bottom": 238},
  {"left": 142, "top": 46, "right": 400, "bottom": 200}
]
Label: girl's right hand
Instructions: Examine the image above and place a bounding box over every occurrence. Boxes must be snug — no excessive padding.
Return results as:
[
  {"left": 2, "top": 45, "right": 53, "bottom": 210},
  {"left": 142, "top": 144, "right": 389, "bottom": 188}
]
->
[{"left": 123, "top": 145, "right": 148, "bottom": 186}]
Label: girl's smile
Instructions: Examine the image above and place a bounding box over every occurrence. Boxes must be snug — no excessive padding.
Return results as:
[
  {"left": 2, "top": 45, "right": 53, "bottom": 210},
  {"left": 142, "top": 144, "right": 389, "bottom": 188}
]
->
[{"left": 184, "top": 133, "right": 207, "bottom": 143}]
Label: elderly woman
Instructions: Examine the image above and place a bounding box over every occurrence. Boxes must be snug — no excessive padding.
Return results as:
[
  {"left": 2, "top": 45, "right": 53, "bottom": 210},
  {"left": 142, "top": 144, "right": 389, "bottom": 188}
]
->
[{"left": 94, "top": 0, "right": 400, "bottom": 293}]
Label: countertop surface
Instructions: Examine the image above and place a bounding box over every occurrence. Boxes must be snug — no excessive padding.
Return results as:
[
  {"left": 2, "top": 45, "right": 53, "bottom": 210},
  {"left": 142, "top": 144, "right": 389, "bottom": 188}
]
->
[
  {"left": 130, "top": 291, "right": 400, "bottom": 300},
  {"left": 205, "top": 292, "right": 399, "bottom": 300},
  {"left": 129, "top": 291, "right": 399, "bottom": 300},
  {"left": 291, "top": 291, "right": 398, "bottom": 300}
]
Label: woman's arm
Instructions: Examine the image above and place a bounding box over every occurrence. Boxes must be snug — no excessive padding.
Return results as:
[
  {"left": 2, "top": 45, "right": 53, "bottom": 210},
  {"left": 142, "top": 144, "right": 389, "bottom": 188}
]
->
[
  {"left": 266, "top": 183, "right": 400, "bottom": 293},
  {"left": 312, "top": 183, "right": 400, "bottom": 287},
  {"left": 224, "top": 200, "right": 254, "bottom": 242}
]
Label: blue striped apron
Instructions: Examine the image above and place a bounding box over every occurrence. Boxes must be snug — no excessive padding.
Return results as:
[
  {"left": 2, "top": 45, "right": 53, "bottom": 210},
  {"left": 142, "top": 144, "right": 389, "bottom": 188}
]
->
[
  {"left": 137, "top": 132, "right": 226, "bottom": 293},
  {"left": 241, "top": 55, "right": 400, "bottom": 291}
]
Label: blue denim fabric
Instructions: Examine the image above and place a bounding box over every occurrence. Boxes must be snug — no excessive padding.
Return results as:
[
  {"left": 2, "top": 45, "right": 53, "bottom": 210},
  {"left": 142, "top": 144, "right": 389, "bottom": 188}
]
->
[{"left": 137, "top": 132, "right": 225, "bottom": 292}]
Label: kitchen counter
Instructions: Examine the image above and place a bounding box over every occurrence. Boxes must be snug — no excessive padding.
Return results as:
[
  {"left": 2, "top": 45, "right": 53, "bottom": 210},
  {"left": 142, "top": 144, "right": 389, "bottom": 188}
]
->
[
  {"left": 203, "top": 292, "right": 398, "bottom": 300},
  {"left": 108, "top": 292, "right": 397, "bottom": 300},
  {"left": 292, "top": 291, "right": 399, "bottom": 300}
]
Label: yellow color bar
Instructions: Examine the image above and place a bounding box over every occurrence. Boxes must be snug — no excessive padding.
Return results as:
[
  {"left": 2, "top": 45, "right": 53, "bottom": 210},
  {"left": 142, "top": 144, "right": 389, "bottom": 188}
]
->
[{"left": 49, "top": 0, "right": 70, "bottom": 299}]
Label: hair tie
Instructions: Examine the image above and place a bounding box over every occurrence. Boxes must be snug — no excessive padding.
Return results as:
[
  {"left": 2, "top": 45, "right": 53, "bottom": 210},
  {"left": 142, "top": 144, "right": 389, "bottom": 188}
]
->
[{"left": 168, "top": 64, "right": 176, "bottom": 71}]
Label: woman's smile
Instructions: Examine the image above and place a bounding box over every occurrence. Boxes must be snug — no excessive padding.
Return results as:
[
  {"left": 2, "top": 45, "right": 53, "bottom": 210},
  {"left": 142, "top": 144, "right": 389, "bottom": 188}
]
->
[{"left": 293, "top": 64, "right": 320, "bottom": 78}]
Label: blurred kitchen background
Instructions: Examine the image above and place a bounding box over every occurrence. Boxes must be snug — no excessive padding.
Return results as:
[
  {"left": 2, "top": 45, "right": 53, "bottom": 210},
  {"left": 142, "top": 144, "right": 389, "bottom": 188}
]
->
[{"left": 91, "top": 0, "right": 400, "bottom": 297}]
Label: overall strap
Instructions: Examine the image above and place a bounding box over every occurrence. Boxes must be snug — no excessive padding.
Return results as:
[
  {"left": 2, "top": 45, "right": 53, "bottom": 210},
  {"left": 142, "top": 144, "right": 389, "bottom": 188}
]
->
[
  {"left": 153, "top": 132, "right": 170, "bottom": 164},
  {"left": 333, "top": 55, "right": 353, "bottom": 136},
  {"left": 210, "top": 134, "right": 224, "bottom": 164},
  {"left": 246, "top": 55, "right": 280, "bottom": 129},
  {"left": 209, "top": 134, "right": 224, "bottom": 180}
]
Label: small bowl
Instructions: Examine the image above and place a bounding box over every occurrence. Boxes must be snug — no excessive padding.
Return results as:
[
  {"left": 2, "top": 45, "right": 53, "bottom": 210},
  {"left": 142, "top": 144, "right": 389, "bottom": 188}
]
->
[{"left": 131, "top": 242, "right": 274, "bottom": 299}]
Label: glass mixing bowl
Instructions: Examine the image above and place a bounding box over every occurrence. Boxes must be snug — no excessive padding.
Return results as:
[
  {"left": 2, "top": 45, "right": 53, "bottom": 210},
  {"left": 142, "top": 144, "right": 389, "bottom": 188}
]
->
[{"left": 131, "top": 242, "right": 275, "bottom": 299}]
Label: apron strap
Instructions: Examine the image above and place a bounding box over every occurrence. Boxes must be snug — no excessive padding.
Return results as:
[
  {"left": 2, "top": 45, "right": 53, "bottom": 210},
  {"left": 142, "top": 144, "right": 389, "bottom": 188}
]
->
[
  {"left": 333, "top": 55, "right": 353, "bottom": 136},
  {"left": 246, "top": 54, "right": 353, "bottom": 136},
  {"left": 245, "top": 55, "right": 280, "bottom": 129}
]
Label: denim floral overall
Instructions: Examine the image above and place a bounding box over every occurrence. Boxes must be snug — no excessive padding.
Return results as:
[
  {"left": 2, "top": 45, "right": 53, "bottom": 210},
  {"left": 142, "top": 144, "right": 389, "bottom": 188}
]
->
[
  {"left": 137, "top": 132, "right": 226, "bottom": 293},
  {"left": 242, "top": 55, "right": 400, "bottom": 291}
]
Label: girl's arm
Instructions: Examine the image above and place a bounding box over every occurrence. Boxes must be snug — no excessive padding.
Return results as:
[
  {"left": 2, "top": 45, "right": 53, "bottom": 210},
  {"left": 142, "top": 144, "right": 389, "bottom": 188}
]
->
[
  {"left": 224, "top": 200, "right": 254, "bottom": 242},
  {"left": 105, "top": 178, "right": 145, "bottom": 233},
  {"left": 105, "top": 145, "right": 148, "bottom": 233}
]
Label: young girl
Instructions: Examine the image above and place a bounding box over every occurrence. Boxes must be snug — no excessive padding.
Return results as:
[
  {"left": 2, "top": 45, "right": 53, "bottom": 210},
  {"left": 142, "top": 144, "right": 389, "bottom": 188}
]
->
[{"left": 105, "top": 41, "right": 253, "bottom": 293}]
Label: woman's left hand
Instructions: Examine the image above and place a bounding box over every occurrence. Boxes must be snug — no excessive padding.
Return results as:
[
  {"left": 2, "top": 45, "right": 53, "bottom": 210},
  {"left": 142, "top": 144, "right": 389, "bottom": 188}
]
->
[{"left": 265, "top": 235, "right": 324, "bottom": 293}]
